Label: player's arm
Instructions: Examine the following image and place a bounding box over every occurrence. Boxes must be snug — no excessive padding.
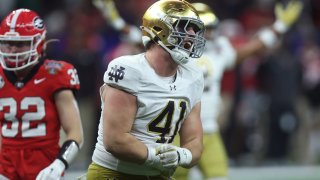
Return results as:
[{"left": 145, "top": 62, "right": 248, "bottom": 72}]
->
[
  {"left": 93, "top": 0, "right": 141, "bottom": 44},
  {"left": 56, "top": 90, "right": 83, "bottom": 147},
  {"left": 178, "top": 102, "right": 203, "bottom": 168},
  {"left": 235, "top": 0, "right": 303, "bottom": 64},
  {"left": 101, "top": 84, "right": 149, "bottom": 164},
  {"left": 36, "top": 90, "right": 83, "bottom": 180},
  {"left": 234, "top": 36, "right": 266, "bottom": 64}
]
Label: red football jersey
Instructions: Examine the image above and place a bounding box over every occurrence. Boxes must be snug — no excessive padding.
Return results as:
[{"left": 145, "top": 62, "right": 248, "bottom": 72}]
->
[{"left": 0, "top": 59, "right": 80, "bottom": 148}]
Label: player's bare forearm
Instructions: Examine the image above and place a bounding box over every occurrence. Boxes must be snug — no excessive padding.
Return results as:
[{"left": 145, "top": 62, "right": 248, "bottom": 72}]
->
[
  {"left": 104, "top": 132, "right": 148, "bottom": 164},
  {"left": 235, "top": 37, "right": 266, "bottom": 64},
  {"left": 180, "top": 135, "right": 203, "bottom": 168},
  {"left": 102, "top": 85, "right": 148, "bottom": 164},
  {"left": 55, "top": 90, "right": 84, "bottom": 147},
  {"left": 179, "top": 102, "right": 204, "bottom": 168}
]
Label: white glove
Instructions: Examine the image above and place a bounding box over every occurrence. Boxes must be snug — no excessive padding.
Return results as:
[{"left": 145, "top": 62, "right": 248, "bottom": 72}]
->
[
  {"left": 144, "top": 145, "right": 177, "bottom": 177},
  {"left": 158, "top": 144, "right": 193, "bottom": 168},
  {"left": 144, "top": 146, "right": 161, "bottom": 168},
  {"left": 158, "top": 144, "right": 179, "bottom": 169},
  {"left": 36, "top": 159, "right": 66, "bottom": 180}
]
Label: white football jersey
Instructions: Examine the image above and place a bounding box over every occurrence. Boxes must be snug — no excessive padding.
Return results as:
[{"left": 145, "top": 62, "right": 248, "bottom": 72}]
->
[
  {"left": 196, "top": 36, "right": 236, "bottom": 133},
  {"left": 92, "top": 53, "right": 204, "bottom": 176}
]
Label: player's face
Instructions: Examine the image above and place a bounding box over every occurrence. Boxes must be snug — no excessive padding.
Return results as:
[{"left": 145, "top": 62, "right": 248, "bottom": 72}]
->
[
  {"left": 0, "top": 40, "right": 31, "bottom": 54},
  {"left": 0, "top": 40, "right": 32, "bottom": 61},
  {"left": 175, "top": 20, "right": 200, "bottom": 51},
  {"left": 182, "top": 26, "right": 196, "bottom": 51},
  {"left": 0, "top": 40, "right": 34, "bottom": 69}
]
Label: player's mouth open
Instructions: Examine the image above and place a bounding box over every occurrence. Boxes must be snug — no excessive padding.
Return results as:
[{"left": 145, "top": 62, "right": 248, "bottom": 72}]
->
[{"left": 183, "top": 41, "right": 193, "bottom": 50}]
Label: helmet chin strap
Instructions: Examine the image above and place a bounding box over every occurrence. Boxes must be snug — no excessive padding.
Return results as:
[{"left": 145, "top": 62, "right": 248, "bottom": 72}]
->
[
  {"left": 157, "top": 40, "right": 190, "bottom": 65},
  {"left": 141, "top": 26, "right": 190, "bottom": 65}
]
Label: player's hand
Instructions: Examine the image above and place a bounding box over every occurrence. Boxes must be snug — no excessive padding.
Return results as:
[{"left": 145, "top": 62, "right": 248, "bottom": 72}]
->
[
  {"left": 145, "top": 145, "right": 179, "bottom": 169},
  {"left": 274, "top": 0, "right": 303, "bottom": 33},
  {"left": 92, "top": 0, "right": 125, "bottom": 30},
  {"left": 36, "top": 159, "right": 66, "bottom": 180},
  {"left": 121, "top": 25, "right": 142, "bottom": 44},
  {"left": 144, "top": 145, "right": 177, "bottom": 177},
  {"left": 158, "top": 144, "right": 179, "bottom": 169},
  {"left": 158, "top": 144, "right": 193, "bottom": 168},
  {"left": 144, "top": 146, "right": 162, "bottom": 169}
]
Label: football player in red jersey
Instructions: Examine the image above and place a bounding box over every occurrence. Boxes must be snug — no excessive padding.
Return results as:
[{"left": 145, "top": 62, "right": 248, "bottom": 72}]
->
[{"left": 0, "top": 9, "right": 83, "bottom": 180}]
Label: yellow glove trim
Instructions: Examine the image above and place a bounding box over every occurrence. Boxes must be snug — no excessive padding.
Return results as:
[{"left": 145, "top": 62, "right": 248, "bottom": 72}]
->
[{"left": 274, "top": 0, "right": 303, "bottom": 33}]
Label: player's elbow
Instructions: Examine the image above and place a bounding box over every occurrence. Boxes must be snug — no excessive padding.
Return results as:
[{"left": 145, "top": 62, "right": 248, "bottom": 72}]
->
[{"left": 103, "top": 133, "right": 122, "bottom": 153}]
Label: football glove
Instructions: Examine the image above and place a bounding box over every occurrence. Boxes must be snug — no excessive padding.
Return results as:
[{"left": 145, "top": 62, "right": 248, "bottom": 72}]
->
[
  {"left": 144, "top": 145, "right": 177, "bottom": 177},
  {"left": 36, "top": 159, "right": 65, "bottom": 180},
  {"left": 144, "top": 146, "right": 163, "bottom": 171},
  {"left": 273, "top": 0, "right": 303, "bottom": 33},
  {"left": 158, "top": 144, "right": 179, "bottom": 169},
  {"left": 93, "top": 0, "right": 125, "bottom": 30},
  {"left": 158, "top": 144, "right": 193, "bottom": 169},
  {"left": 144, "top": 144, "right": 193, "bottom": 170}
]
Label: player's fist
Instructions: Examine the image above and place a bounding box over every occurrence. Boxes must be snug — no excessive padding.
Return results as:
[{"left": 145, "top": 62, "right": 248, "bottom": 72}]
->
[
  {"left": 157, "top": 144, "right": 193, "bottom": 168},
  {"left": 274, "top": 0, "right": 303, "bottom": 33},
  {"left": 144, "top": 146, "right": 161, "bottom": 168},
  {"left": 144, "top": 145, "right": 177, "bottom": 176},
  {"left": 158, "top": 144, "right": 179, "bottom": 169},
  {"left": 36, "top": 159, "right": 66, "bottom": 180}
]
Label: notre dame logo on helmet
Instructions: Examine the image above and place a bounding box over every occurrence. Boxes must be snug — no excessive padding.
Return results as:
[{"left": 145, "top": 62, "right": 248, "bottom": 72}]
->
[{"left": 108, "top": 65, "right": 125, "bottom": 83}]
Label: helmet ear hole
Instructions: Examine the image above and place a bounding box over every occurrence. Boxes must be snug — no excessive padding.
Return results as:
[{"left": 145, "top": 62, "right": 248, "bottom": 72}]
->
[{"left": 153, "top": 26, "right": 162, "bottom": 32}]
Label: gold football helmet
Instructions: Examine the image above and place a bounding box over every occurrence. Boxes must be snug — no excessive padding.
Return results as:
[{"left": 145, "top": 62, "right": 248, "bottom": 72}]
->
[
  {"left": 141, "top": 0, "right": 206, "bottom": 64},
  {"left": 192, "top": 2, "right": 219, "bottom": 28}
]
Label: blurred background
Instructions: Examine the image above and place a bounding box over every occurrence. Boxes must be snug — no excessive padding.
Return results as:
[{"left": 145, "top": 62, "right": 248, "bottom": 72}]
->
[{"left": 1, "top": 0, "right": 320, "bottom": 179}]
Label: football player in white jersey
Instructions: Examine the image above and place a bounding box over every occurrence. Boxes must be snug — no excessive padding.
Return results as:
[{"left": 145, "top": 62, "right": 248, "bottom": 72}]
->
[
  {"left": 173, "top": 1, "right": 303, "bottom": 180},
  {"left": 86, "top": 0, "right": 206, "bottom": 179}
]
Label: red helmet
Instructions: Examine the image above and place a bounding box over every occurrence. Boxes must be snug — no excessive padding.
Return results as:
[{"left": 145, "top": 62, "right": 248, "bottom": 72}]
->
[{"left": 0, "top": 9, "right": 46, "bottom": 71}]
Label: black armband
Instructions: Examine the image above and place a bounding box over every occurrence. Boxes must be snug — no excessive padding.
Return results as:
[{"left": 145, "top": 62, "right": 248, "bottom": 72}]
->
[{"left": 57, "top": 140, "right": 79, "bottom": 169}]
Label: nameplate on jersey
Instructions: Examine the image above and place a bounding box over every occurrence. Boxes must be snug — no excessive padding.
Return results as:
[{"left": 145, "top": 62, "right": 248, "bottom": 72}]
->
[{"left": 108, "top": 65, "right": 125, "bottom": 83}]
